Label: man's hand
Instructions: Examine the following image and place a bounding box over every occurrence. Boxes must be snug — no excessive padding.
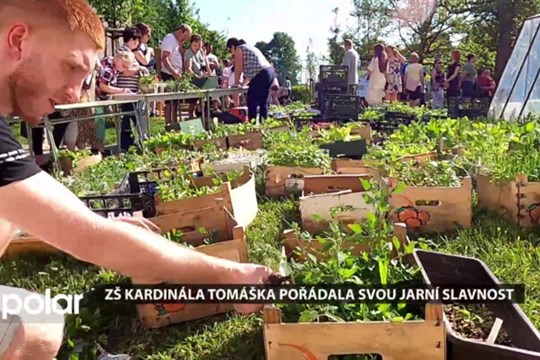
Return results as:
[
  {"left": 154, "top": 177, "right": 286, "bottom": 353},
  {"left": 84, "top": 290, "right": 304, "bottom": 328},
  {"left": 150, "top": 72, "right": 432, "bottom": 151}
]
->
[
  {"left": 228, "top": 263, "right": 272, "bottom": 314},
  {"left": 173, "top": 71, "right": 181, "bottom": 79}
]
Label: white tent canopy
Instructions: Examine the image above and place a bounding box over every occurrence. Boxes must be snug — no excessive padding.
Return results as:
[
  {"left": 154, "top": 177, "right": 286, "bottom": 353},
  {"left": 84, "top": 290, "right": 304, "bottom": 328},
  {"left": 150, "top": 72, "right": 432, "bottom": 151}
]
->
[{"left": 489, "top": 14, "right": 540, "bottom": 121}]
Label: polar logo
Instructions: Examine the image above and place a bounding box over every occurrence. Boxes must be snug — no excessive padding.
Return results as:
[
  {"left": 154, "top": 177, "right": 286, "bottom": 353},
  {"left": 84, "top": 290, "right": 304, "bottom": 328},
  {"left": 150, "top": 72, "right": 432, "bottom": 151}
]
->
[{"left": 1, "top": 289, "right": 83, "bottom": 320}]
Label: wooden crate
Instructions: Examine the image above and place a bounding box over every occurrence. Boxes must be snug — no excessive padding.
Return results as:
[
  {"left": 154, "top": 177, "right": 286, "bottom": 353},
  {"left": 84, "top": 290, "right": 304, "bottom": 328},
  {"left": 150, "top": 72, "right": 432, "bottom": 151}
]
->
[
  {"left": 59, "top": 153, "right": 102, "bottom": 176},
  {"left": 228, "top": 131, "right": 264, "bottom": 150},
  {"left": 154, "top": 167, "right": 258, "bottom": 228},
  {"left": 283, "top": 223, "right": 409, "bottom": 262},
  {"left": 265, "top": 224, "right": 445, "bottom": 360},
  {"left": 2, "top": 235, "right": 60, "bottom": 259},
  {"left": 331, "top": 152, "right": 435, "bottom": 176},
  {"left": 477, "top": 173, "right": 540, "bottom": 227},
  {"left": 265, "top": 166, "right": 326, "bottom": 198},
  {"left": 193, "top": 137, "right": 228, "bottom": 151},
  {"left": 264, "top": 304, "right": 445, "bottom": 360},
  {"left": 135, "top": 206, "right": 249, "bottom": 329},
  {"left": 350, "top": 123, "right": 373, "bottom": 144},
  {"left": 477, "top": 173, "right": 519, "bottom": 224},
  {"left": 331, "top": 158, "right": 382, "bottom": 176},
  {"left": 309, "top": 124, "right": 372, "bottom": 145},
  {"left": 299, "top": 174, "right": 375, "bottom": 234},
  {"left": 388, "top": 176, "right": 473, "bottom": 233}
]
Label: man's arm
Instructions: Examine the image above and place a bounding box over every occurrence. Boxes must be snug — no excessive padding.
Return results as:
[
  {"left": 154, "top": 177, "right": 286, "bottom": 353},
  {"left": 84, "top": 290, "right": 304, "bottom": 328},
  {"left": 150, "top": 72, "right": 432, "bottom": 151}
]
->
[{"left": 0, "top": 171, "right": 268, "bottom": 288}]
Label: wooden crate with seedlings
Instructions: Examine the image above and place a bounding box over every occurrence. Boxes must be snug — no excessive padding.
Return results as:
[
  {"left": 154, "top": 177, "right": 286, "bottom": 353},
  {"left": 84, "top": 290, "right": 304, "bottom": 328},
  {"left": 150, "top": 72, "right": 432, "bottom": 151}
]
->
[
  {"left": 283, "top": 223, "right": 409, "bottom": 262},
  {"left": 59, "top": 152, "right": 102, "bottom": 176},
  {"left": 135, "top": 205, "right": 249, "bottom": 329},
  {"left": 265, "top": 224, "right": 445, "bottom": 360},
  {"left": 298, "top": 174, "right": 375, "bottom": 234},
  {"left": 227, "top": 131, "right": 264, "bottom": 151},
  {"left": 331, "top": 158, "right": 381, "bottom": 176},
  {"left": 476, "top": 173, "right": 519, "bottom": 224},
  {"left": 477, "top": 173, "right": 540, "bottom": 228},
  {"left": 154, "top": 166, "right": 258, "bottom": 228},
  {"left": 388, "top": 176, "right": 473, "bottom": 233},
  {"left": 264, "top": 304, "right": 445, "bottom": 360},
  {"left": 192, "top": 137, "right": 228, "bottom": 151},
  {"left": 309, "top": 124, "right": 373, "bottom": 145},
  {"left": 265, "top": 166, "right": 326, "bottom": 198},
  {"left": 331, "top": 152, "right": 436, "bottom": 176}
]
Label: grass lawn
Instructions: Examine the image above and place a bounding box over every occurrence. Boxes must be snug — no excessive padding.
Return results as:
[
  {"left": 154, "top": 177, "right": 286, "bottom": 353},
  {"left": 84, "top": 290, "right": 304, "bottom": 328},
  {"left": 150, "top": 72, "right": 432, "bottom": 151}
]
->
[{"left": 1, "top": 196, "right": 539, "bottom": 359}]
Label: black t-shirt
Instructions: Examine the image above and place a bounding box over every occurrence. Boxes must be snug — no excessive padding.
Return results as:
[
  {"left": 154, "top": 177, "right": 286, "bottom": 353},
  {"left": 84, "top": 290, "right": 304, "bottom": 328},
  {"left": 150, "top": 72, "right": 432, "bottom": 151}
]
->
[
  {"left": 447, "top": 62, "right": 461, "bottom": 92},
  {"left": 0, "top": 117, "right": 42, "bottom": 187}
]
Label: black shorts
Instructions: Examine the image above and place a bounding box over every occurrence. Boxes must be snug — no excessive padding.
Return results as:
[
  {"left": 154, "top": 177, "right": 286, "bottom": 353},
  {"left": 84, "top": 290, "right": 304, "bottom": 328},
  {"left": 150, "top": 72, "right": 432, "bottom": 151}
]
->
[{"left": 407, "top": 86, "right": 422, "bottom": 101}]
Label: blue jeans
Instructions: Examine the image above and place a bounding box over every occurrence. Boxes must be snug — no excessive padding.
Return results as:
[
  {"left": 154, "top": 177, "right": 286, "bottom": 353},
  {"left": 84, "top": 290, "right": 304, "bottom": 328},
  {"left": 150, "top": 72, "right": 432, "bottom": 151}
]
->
[{"left": 247, "top": 67, "right": 275, "bottom": 122}]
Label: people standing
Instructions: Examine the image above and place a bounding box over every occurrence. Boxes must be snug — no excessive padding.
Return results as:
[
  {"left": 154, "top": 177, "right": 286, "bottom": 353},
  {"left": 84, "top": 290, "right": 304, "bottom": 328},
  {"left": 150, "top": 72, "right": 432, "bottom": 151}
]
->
[
  {"left": 445, "top": 50, "right": 462, "bottom": 102},
  {"left": 160, "top": 24, "right": 192, "bottom": 130},
  {"left": 403, "top": 52, "right": 424, "bottom": 107},
  {"left": 184, "top": 34, "right": 210, "bottom": 118},
  {"left": 384, "top": 45, "right": 406, "bottom": 102},
  {"left": 204, "top": 42, "right": 220, "bottom": 76},
  {"left": 461, "top": 53, "right": 477, "bottom": 102},
  {"left": 227, "top": 37, "right": 275, "bottom": 122},
  {"left": 134, "top": 23, "right": 155, "bottom": 71},
  {"left": 366, "top": 44, "right": 387, "bottom": 105},
  {"left": 341, "top": 39, "right": 359, "bottom": 95},
  {"left": 430, "top": 59, "right": 445, "bottom": 109}
]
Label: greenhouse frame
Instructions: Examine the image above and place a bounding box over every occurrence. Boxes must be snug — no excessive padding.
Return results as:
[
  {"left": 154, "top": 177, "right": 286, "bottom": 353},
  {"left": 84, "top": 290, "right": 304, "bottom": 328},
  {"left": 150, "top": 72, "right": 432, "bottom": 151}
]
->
[{"left": 489, "top": 14, "right": 540, "bottom": 121}]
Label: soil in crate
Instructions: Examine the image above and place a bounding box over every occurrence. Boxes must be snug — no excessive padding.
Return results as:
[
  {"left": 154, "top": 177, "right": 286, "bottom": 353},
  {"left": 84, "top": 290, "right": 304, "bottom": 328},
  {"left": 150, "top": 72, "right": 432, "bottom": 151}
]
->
[{"left": 445, "top": 303, "right": 514, "bottom": 347}]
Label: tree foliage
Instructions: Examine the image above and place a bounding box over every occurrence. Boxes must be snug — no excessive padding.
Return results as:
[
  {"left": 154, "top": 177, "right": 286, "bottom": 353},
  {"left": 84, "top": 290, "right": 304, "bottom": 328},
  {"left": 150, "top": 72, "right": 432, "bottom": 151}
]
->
[
  {"left": 89, "top": 0, "right": 227, "bottom": 61},
  {"left": 255, "top": 32, "right": 302, "bottom": 85}
]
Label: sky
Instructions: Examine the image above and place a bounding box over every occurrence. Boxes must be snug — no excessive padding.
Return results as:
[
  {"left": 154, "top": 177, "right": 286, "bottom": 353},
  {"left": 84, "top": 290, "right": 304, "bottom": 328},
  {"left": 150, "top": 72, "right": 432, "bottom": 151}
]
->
[{"left": 193, "top": 0, "right": 357, "bottom": 62}]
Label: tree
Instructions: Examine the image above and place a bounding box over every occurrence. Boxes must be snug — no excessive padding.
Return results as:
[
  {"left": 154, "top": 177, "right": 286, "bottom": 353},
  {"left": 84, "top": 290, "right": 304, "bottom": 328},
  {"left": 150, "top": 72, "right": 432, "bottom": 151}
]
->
[
  {"left": 326, "top": 7, "right": 345, "bottom": 65},
  {"left": 441, "top": 0, "right": 540, "bottom": 78},
  {"left": 89, "top": 0, "right": 227, "bottom": 61},
  {"left": 255, "top": 32, "right": 302, "bottom": 85},
  {"left": 389, "top": 0, "right": 463, "bottom": 59}
]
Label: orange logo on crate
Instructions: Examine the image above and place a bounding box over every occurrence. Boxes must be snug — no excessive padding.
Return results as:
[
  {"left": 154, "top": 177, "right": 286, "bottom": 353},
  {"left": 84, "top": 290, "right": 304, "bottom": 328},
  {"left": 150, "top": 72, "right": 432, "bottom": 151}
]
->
[
  {"left": 395, "top": 206, "right": 430, "bottom": 229},
  {"left": 154, "top": 303, "right": 186, "bottom": 316},
  {"left": 527, "top": 203, "right": 540, "bottom": 224},
  {"left": 279, "top": 343, "right": 318, "bottom": 360}
]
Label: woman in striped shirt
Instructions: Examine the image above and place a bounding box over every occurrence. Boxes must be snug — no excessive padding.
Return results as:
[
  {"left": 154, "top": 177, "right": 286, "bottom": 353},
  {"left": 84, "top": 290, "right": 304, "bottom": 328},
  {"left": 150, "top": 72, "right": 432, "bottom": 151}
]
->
[{"left": 226, "top": 38, "right": 275, "bottom": 122}]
